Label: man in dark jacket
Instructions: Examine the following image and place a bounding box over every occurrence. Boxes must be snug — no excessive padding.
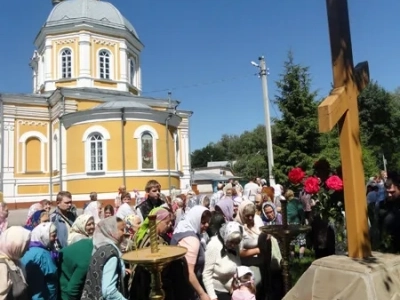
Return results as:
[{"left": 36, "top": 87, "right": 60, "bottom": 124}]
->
[
  {"left": 50, "top": 191, "right": 76, "bottom": 248},
  {"left": 135, "top": 180, "right": 164, "bottom": 222}
]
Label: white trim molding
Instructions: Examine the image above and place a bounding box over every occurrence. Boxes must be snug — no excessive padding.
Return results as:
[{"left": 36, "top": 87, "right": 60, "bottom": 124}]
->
[
  {"left": 82, "top": 125, "right": 110, "bottom": 174},
  {"left": 97, "top": 48, "right": 114, "bottom": 80},
  {"left": 59, "top": 47, "right": 73, "bottom": 79},
  {"left": 133, "top": 125, "right": 158, "bottom": 170},
  {"left": 82, "top": 125, "right": 111, "bottom": 141},
  {"left": 19, "top": 131, "right": 48, "bottom": 173},
  {"left": 133, "top": 125, "right": 159, "bottom": 139}
]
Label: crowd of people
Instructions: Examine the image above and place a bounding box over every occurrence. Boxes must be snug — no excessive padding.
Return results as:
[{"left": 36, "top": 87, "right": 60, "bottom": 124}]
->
[{"left": 0, "top": 177, "right": 316, "bottom": 300}]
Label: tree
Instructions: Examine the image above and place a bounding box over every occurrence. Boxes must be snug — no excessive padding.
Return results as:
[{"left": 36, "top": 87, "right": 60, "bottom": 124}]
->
[
  {"left": 272, "top": 51, "right": 321, "bottom": 182},
  {"left": 358, "top": 81, "right": 400, "bottom": 172},
  {"left": 190, "top": 143, "right": 226, "bottom": 168}
]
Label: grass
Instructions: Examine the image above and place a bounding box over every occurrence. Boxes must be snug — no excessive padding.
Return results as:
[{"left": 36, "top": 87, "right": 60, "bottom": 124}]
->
[{"left": 289, "top": 248, "right": 315, "bottom": 285}]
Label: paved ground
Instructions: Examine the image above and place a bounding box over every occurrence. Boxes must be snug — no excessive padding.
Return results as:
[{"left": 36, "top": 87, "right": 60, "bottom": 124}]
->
[
  {"left": 8, "top": 208, "right": 85, "bottom": 227},
  {"left": 8, "top": 209, "right": 30, "bottom": 226}
]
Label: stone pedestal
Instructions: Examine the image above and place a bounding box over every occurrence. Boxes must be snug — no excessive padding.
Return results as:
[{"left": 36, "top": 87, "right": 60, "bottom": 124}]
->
[{"left": 284, "top": 252, "right": 400, "bottom": 300}]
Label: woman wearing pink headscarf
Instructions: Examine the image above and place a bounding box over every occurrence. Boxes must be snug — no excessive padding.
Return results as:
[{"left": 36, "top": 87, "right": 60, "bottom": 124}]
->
[
  {"left": 0, "top": 226, "right": 31, "bottom": 299},
  {"left": 0, "top": 203, "right": 9, "bottom": 235}
]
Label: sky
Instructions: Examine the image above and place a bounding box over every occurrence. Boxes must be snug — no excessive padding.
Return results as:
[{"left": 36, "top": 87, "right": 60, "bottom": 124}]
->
[{"left": 0, "top": 0, "right": 399, "bottom": 152}]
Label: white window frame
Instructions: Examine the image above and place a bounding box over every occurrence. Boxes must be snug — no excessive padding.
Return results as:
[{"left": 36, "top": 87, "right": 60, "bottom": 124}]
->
[
  {"left": 129, "top": 58, "right": 135, "bottom": 86},
  {"left": 133, "top": 125, "right": 159, "bottom": 170},
  {"left": 82, "top": 125, "right": 110, "bottom": 174},
  {"left": 53, "top": 133, "right": 59, "bottom": 171},
  {"left": 59, "top": 47, "right": 73, "bottom": 79},
  {"left": 19, "top": 131, "right": 48, "bottom": 173},
  {"left": 97, "top": 49, "right": 113, "bottom": 80}
]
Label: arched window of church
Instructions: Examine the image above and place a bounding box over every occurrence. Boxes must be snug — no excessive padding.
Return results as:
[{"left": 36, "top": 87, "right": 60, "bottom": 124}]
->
[
  {"left": 129, "top": 59, "right": 135, "bottom": 85},
  {"left": 99, "top": 50, "right": 111, "bottom": 79},
  {"left": 141, "top": 132, "right": 154, "bottom": 169},
  {"left": 25, "top": 137, "right": 42, "bottom": 172},
  {"left": 60, "top": 48, "right": 72, "bottom": 79},
  {"left": 89, "top": 133, "right": 104, "bottom": 172}
]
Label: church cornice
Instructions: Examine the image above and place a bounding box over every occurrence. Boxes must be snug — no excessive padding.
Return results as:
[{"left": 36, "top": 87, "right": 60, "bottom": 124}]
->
[
  {"left": 61, "top": 107, "right": 182, "bottom": 129},
  {"left": 92, "top": 38, "right": 116, "bottom": 47},
  {"left": 54, "top": 38, "right": 77, "bottom": 45},
  {"left": 35, "top": 21, "right": 143, "bottom": 53}
]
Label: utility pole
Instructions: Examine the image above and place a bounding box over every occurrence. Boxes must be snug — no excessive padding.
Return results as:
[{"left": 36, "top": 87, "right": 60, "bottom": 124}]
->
[{"left": 251, "top": 56, "right": 276, "bottom": 186}]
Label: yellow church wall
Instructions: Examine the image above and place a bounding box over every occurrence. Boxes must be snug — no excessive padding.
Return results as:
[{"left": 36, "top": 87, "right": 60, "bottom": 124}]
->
[
  {"left": 26, "top": 138, "right": 41, "bottom": 172},
  {"left": 122, "top": 122, "right": 138, "bottom": 170},
  {"left": 68, "top": 98, "right": 102, "bottom": 111},
  {"left": 90, "top": 39, "right": 119, "bottom": 80},
  {"left": 14, "top": 119, "right": 49, "bottom": 177},
  {"left": 53, "top": 39, "right": 80, "bottom": 79},
  {"left": 56, "top": 80, "right": 77, "bottom": 88},
  {"left": 18, "top": 185, "right": 49, "bottom": 195},
  {"left": 67, "top": 176, "right": 180, "bottom": 194},
  {"left": 65, "top": 120, "right": 176, "bottom": 173},
  {"left": 53, "top": 184, "right": 60, "bottom": 193},
  {"left": 93, "top": 80, "right": 118, "bottom": 89},
  {"left": 66, "top": 121, "right": 123, "bottom": 173},
  {"left": 156, "top": 127, "right": 176, "bottom": 170}
]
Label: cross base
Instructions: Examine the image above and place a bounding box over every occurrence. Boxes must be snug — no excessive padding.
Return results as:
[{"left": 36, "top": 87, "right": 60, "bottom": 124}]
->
[{"left": 283, "top": 252, "right": 400, "bottom": 299}]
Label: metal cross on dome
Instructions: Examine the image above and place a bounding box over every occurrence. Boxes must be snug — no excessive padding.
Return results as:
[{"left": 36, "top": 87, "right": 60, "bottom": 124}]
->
[{"left": 318, "top": 0, "right": 371, "bottom": 259}]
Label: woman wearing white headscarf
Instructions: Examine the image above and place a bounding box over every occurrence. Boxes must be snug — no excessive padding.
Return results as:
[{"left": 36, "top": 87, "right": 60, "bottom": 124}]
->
[
  {"left": 83, "top": 200, "right": 102, "bottom": 224},
  {"left": 235, "top": 200, "right": 282, "bottom": 299},
  {"left": 21, "top": 222, "right": 58, "bottom": 299},
  {"left": 0, "top": 226, "right": 31, "bottom": 300},
  {"left": 67, "top": 215, "right": 95, "bottom": 245},
  {"left": 81, "top": 216, "right": 127, "bottom": 300},
  {"left": 203, "top": 222, "right": 243, "bottom": 300},
  {"left": 171, "top": 205, "right": 212, "bottom": 300}
]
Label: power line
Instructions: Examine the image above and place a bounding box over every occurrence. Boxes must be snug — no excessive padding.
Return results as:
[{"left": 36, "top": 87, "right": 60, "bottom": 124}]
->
[{"left": 141, "top": 72, "right": 258, "bottom": 95}]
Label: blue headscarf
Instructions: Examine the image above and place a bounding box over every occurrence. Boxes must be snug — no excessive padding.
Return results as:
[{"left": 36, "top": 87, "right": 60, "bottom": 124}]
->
[{"left": 24, "top": 209, "right": 46, "bottom": 231}]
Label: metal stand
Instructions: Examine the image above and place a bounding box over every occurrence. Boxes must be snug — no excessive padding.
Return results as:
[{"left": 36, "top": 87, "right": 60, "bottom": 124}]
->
[
  {"left": 261, "top": 199, "right": 311, "bottom": 295},
  {"left": 123, "top": 215, "right": 187, "bottom": 300}
]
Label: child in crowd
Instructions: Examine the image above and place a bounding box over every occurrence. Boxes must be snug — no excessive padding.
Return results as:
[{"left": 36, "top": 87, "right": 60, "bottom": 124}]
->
[{"left": 231, "top": 266, "right": 256, "bottom": 300}]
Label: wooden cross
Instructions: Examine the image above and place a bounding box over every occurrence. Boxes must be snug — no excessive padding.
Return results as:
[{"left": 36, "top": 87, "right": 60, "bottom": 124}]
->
[{"left": 318, "top": 0, "right": 371, "bottom": 259}]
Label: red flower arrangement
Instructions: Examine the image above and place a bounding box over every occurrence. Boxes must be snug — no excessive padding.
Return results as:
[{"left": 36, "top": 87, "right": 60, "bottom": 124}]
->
[
  {"left": 325, "top": 175, "right": 343, "bottom": 191},
  {"left": 304, "top": 176, "right": 320, "bottom": 194},
  {"left": 288, "top": 167, "right": 305, "bottom": 184},
  {"left": 287, "top": 163, "right": 345, "bottom": 226}
]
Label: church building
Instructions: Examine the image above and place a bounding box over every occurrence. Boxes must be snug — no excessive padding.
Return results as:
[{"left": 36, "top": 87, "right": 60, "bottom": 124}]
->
[{"left": 0, "top": 0, "right": 192, "bottom": 207}]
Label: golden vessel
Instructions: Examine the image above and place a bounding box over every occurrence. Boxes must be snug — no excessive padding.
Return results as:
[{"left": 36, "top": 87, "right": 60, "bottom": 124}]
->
[{"left": 122, "top": 215, "right": 187, "bottom": 300}]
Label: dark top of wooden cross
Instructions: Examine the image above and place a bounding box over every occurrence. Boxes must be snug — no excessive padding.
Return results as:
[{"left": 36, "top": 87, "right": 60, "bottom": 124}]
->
[{"left": 318, "top": 0, "right": 371, "bottom": 258}]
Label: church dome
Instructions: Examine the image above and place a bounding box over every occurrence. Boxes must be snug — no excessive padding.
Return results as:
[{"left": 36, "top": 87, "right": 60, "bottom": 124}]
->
[{"left": 46, "top": 0, "right": 138, "bottom": 38}]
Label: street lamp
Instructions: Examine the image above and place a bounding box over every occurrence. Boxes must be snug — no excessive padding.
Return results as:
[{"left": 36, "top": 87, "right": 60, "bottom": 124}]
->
[{"left": 251, "top": 56, "right": 276, "bottom": 186}]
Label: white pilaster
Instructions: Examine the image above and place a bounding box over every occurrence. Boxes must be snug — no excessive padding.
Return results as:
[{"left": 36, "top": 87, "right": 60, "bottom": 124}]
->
[
  {"left": 44, "top": 39, "right": 56, "bottom": 91},
  {"left": 44, "top": 40, "right": 53, "bottom": 81},
  {"left": 3, "top": 118, "right": 15, "bottom": 178},
  {"left": 174, "top": 132, "right": 179, "bottom": 171},
  {"left": 77, "top": 34, "right": 92, "bottom": 87},
  {"left": 137, "top": 58, "right": 142, "bottom": 94},
  {"left": 60, "top": 123, "right": 67, "bottom": 191},
  {"left": 2, "top": 118, "right": 15, "bottom": 200},
  {"left": 179, "top": 128, "right": 191, "bottom": 190},
  {"left": 32, "top": 70, "right": 38, "bottom": 94},
  {"left": 119, "top": 42, "right": 128, "bottom": 82}
]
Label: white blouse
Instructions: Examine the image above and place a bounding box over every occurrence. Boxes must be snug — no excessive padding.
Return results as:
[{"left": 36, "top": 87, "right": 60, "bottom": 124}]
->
[{"left": 202, "top": 236, "right": 241, "bottom": 299}]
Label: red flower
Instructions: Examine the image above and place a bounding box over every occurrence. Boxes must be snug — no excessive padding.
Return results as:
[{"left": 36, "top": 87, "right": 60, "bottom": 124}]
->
[
  {"left": 288, "top": 167, "right": 305, "bottom": 184},
  {"left": 326, "top": 175, "right": 343, "bottom": 191},
  {"left": 304, "top": 176, "right": 320, "bottom": 194}
]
